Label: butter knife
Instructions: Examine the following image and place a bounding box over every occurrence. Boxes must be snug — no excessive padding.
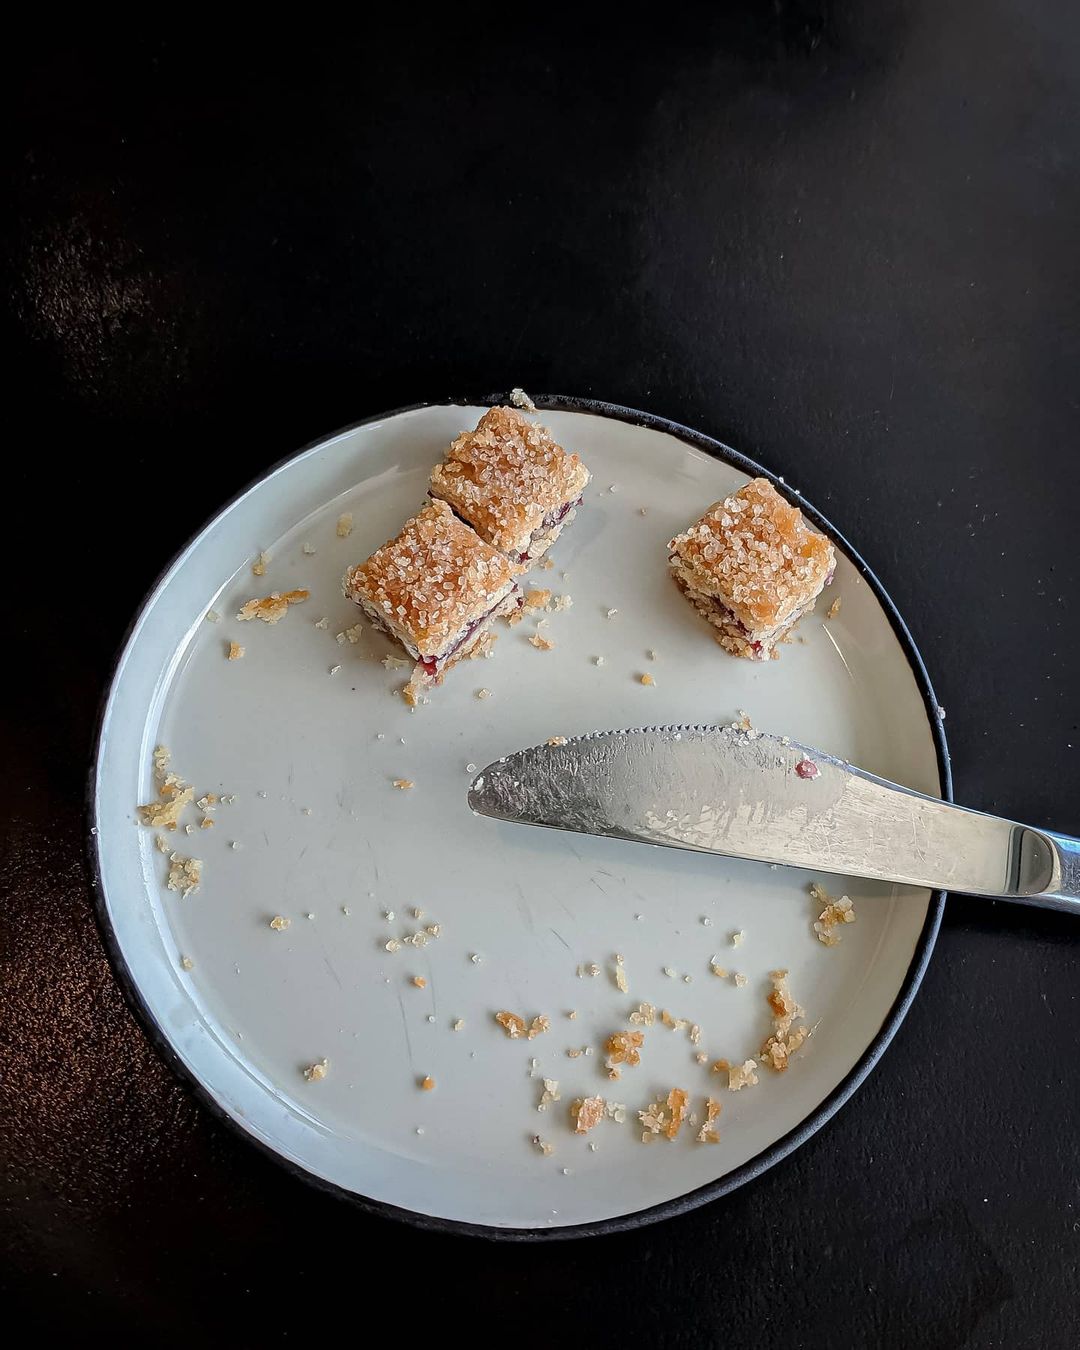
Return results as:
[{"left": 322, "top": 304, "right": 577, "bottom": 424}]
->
[{"left": 468, "top": 726, "right": 1080, "bottom": 913}]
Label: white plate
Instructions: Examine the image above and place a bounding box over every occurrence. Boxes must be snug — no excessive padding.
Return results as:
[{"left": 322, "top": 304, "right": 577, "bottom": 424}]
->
[{"left": 91, "top": 400, "right": 947, "bottom": 1235}]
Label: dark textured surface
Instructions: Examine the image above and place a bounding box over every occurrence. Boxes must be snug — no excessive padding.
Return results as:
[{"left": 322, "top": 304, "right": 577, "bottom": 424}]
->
[{"left": 4, "top": 6, "right": 1079, "bottom": 1346}]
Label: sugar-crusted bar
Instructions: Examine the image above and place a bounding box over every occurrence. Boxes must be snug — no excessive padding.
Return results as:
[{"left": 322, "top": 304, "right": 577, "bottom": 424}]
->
[
  {"left": 343, "top": 500, "right": 522, "bottom": 691},
  {"left": 668, "top": 477, "right": 834, "bottom": 660},
  {"left": 429, "top": 406, "right": 590, "bottom": 569}
]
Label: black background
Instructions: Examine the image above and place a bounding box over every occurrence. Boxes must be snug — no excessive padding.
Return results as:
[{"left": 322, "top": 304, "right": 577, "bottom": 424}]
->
[{"left": 4, "top": 4, "right": 1079, "bottom": 1346}]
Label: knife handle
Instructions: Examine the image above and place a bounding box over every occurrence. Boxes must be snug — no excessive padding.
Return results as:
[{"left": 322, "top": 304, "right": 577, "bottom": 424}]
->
[{"left": 1036, "top": 830, "right": 1080, "bottom": 914}]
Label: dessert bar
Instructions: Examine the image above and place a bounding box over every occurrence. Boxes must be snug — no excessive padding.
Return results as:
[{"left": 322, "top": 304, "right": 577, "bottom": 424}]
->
[
  {"left": 429, "top": 406, "right": 590, "bottom": 568},
  {"left": 343, "top": 500, "right": 522, "bottom": 686},
  {"left": 668, "top": 477, "right": 834, "bottom": 660}
]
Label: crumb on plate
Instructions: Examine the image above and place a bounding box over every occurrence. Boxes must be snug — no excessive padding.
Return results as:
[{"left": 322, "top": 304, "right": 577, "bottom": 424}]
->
[
  {"left": 303, "top": 1059, "right": 328, "bottom": 1082},
  {"left": 236, "top": 589, "right": 309, "bottom": 624},
  {"left": 697, "top": 1098, "right": 722, "bottom": 1143},
  {"left": 166, "top": 853, "right": 201, "bottom": 897}
]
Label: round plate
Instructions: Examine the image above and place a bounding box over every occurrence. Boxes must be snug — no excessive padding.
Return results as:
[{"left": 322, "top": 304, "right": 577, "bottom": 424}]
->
[{"left": 90, "top": 398, "right": 948, "bottom": 1236}]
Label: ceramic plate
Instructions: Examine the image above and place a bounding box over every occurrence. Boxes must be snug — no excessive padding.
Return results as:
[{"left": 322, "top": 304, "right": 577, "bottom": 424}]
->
[{"left": 90, "top": 399, "right": 948, "bottom": 1236}]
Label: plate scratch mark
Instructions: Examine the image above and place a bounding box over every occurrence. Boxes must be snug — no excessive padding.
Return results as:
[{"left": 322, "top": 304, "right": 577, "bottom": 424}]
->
[
  {"left": 548, "top": 927, "right": 571, "bottom": 951},
  {"left": 322, "top": 954, "right": 342, "bottom": 990},
  {"left": 396, "top": 989, "right": 414, "bottom": 1068}
]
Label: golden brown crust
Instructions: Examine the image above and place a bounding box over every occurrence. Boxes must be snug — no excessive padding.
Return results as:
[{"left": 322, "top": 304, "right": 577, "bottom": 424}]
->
[
  {"left": 668, "top": 478, "right": 834, "bottom": 633},
  {"left": 429, "top": 407, "right": 590, "bottom": 558},
  {"left": 342, "top": 500, "right": 517, "bottom": 658}
]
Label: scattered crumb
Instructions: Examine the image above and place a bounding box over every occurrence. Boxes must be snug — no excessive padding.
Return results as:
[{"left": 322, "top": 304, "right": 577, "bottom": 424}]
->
[
  {"left": 697, "top": 1098, "right": 722, "bottom": 1143},
  {"left": 302, "top": 542, "right": 317, "bottom": 555},
  {"left": 761, "top": 970, "right": 809, "bottom": 1071},
  {"left": 180, "top": 956, "right": 194, "bottom": 972},
  {"left": 533, "top": 1135, "right": 554, "bottom": 1156},
  {"left": 303, "top": 1059, "right": 328, "bottom": 1082},
  {"left": 593, "top": 655, "right": 605, "bottom": 666},
  {"left": 166, "top": 853, "right": 201, "bottom": 897},
  {"left": 710, "top": 962, "right": 728, "bottom": 978},
  {"left": 731, "top": 930, "right": 744, "bottom": 947},
  {"left": 540, "top": 557, "right": 554, "bottom": 570},
  {"left": 314, "top": 616, "right": 329, "bottom": 629},
  {"left": 937, "top": 705, "right": 947, "bottom": 720},
  {"left": 571, "top": 1096, "right": 605, "bottom": 1135},
  {"left": 476, "top": 688, "right": 493, "bottom": 700},
  {"left": 236, "top": 589, "right": 309, "bottom": 624},
  {"left": 138, "top": 785, "right": 194, "bottom": 829},
  {"left": 227, "top": 641, "right": 247, "bottom": 661},
  {"left": 606, "top": 608, "right": 618, "bottom": 619},
  {"left": 381, "top": 654, "right": 411, "bottom": 671},
  {"left": 154, "top": 835, "right": 170, "bottom": 854},
  {"left": 419, "top": 1075, "right": 435, "bottom": 1091},
  {"left": 639, "top": 673, "right": 655, "bottom": 686},
  {"left": 567, "top": 1010, "right": 577, "bottom": 1020},
  {"left": 384, "top": 939, "right": 401, "bottom": 953},
  {"left": 604, "top": 1030, "right": 644, "bottom": 1078},
  {"left": 411, "top": 976, "right": 427, "bottom": 989},
  {"left": 538, "top": 1079, "right": 561, "bottom": 1111},
  {"left": 713, "top": 1058, "right": 759, "bottom": 1091},
  {"left": 524, "top": 588, "right": 552, "bottom": 611},
  {"left": 495, "top": 1012, "right": 550, "bottom": 1039},
  {"left": 695, "top": 1052, "right": 709, "bottom": 1065},
  {"left": 252, "top": 550, "right": 270, "bottom": 577},
  {"left": 663, "top": 967, "right": 676, "bottom": 979},
  {"left": 392, "top": 779, "right": 414, "bottom": 790},
  {"left": 546, "top": 736, "right": 568, "bottom": 746},
  {"left": 452, "top": 1019, "right": 465, "bottom": 1032},
  {"left": 329, "top": 664, "right": 341, "bottom": 676},
  {"left": 827, "top": 595, "right": 842, "bottom": 620},
  {"left": 205, "top": 610, "right": 221, "bottom": 623},
  {"left": 613, "top": 954, "right": 629, "bottom": 993},
  {"left": 529, "top": 633, "right": 555, "bottom": 651},
  {"left": 470, "top": 953, "right": 482, "bottom": 964},
  {"left": 628, "top": 1003, "right": 656, "bottom": 1027},
  {"left": 269, "top": 915, "right": 290, "bottom": 931},
  {"left": 734, "top": 973, "right": 748, "bottom": 988},
  {"left": 640, "top": 1089, "right": 689, "bottom": 1142},
  {"left": 811, "top": 881, "right": 856, "bottom": 946},
  {"left": 510, "top": 387, "right": 538, "bottom": 412},
  {"left": 342, "top": 624, "right": 364, "bottom": 644},
  {"left": 199, "top": 816, "right": 214, "bottom": 830},
  {"left": 552, "top": 594, "right": 573, "bottom": 612},
  {"left": 336, "top": 512, "right": 354, "bottom": 538}
]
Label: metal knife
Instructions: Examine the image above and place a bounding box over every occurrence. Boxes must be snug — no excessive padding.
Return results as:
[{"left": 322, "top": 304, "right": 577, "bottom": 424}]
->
[{"left": 468, "top": 726, "right": 1080, "bottom": 913}]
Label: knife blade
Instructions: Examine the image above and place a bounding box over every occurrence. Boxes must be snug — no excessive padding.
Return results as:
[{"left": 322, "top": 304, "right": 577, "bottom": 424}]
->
[{"left": 467, "top": 726, "right": 1080, "bottom": 912}]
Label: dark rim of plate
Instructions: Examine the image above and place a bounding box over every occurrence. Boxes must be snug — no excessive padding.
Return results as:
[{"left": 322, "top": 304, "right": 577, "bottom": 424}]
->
[{"left": 86, "top": 393, "right": 951, "bottom": 1242}]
